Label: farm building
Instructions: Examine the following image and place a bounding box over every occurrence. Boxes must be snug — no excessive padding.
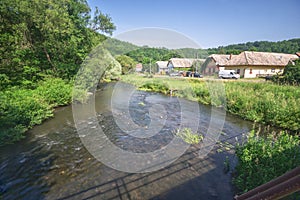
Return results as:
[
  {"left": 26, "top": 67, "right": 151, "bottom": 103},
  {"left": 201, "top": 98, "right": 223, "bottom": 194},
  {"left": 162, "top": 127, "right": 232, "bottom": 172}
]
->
[
  {"left": 203, "top": 51, "right": 298, "bottom": 78},
  {"left": 167, "top": 58, "right": 205, "bottom": 72},
  {"left": 156, "top": 61, "right": 168, "bottom": 74},
  {"left": 136, "top": 63, "right": 143, "bottom": 72},
  {"left": 201, "top": 54, "right": 230, "bottom": 75}
]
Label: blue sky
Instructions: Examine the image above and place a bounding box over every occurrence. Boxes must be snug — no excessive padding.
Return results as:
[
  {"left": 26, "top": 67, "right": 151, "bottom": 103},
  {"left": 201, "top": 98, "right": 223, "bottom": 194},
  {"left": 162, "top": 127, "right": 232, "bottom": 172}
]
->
[{"left": 88, "top": 0, "right": 300, "bottom": 48}]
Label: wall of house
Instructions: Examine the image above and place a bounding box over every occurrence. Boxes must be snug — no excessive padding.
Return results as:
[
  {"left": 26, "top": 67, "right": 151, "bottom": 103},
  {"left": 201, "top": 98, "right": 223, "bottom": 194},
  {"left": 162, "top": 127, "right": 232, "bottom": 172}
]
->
[
  {"left": 201, "top": 59, "right": 220, "bottom": 75},
  {"left": 225, "top": 66, "right": 285, "bottom": 78}
]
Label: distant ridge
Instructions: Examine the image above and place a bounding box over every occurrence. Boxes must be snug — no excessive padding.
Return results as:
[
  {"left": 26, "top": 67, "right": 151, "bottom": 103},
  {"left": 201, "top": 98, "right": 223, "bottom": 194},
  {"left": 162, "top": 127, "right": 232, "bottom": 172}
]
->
[{"left": 108, "top": 37, "right": 300, "bottom": 59}]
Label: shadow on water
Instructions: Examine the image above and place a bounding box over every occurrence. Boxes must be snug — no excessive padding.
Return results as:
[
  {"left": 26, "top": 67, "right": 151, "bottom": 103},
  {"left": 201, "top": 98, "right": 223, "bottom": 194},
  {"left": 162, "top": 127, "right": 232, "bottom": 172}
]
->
[
  {"left": 0, "top": 82, "right": 256, "bottom": 200},
  {"left": 0, "top": 136, "right": 56, "bottom": 199}
]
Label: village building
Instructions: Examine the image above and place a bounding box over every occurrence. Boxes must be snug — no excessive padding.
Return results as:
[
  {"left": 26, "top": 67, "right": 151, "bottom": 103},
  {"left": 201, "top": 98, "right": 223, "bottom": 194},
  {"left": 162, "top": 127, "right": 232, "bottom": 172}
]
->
[
  {"left": 201, "top": 54, "right": 230, "bottom": 75},
  {"left": 135, "top": 63, "right": 143, "bottom": 72},
  {"left": 156, "top": 61, "right": 168, "bottom": 74},
  {"left": 203, "top": 51, "right": 298, "bottom": 78},
  {"left": 167, "top": 58, "right": 205, "bottom": 73}
]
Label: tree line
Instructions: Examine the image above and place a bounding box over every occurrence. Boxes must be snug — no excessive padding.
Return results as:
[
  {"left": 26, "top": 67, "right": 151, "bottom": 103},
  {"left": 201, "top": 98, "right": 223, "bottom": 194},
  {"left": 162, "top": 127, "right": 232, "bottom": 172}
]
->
[
  {"left": 0, "top": 0, "right": 115, "bottom": 89},
  {"left": 113, "top": 38, "right": 300, "bottom": 74}
]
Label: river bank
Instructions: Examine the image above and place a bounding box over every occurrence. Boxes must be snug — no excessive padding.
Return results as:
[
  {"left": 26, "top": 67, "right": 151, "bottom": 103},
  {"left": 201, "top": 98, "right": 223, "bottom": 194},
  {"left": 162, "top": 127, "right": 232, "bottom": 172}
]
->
[
  {"left": 121, "top": 74, "right": 300, "bottom": 132},
  {"left": 0, "top": 82, "right": 253, "bottom": 199},
  {"left": 0, "top": 80, "right": 299, "bottom": 198},
  {"left": 0, "top": 78, "right": 73, "bottom": 146}
]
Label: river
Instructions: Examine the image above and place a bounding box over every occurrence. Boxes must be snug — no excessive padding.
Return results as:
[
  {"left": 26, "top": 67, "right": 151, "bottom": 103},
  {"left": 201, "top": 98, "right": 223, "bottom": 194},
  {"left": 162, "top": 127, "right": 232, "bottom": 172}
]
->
[{"left": 0, "top": 82, "right": 254, "bottom": 200}]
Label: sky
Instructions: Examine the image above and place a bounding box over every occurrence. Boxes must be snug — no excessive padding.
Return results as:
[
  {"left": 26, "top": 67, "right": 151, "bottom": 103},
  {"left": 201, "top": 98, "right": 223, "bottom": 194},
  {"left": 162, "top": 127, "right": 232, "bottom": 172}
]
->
[{"left": 87, "top": 0, "right": 300, "bottom": 49}]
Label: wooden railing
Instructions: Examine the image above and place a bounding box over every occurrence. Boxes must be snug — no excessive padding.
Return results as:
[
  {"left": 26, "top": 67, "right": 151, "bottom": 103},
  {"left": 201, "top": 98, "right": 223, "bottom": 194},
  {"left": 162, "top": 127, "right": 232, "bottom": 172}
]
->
[{"left": 235, "top": 166, "right": 300, "bottom": 200}]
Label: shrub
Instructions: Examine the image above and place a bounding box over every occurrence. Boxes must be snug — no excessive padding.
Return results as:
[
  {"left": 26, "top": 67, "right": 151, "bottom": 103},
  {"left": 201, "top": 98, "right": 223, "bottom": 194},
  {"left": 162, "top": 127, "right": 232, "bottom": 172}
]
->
[
  {"left": 272, "top": 60, "right": 300, "bottom": 85},
  {"left": 139, "top": 81, "right": 170, "bottom": 94},
  {"left": 0, "top": 89, "right": 53, "bottom": 145},
  {"left": 234, "top": 131, "right": 300, "bottom": 193},
  {"left": 35, "top": 78, "right": 72, "bottom": 106},
  {"left": 174, "top": 128, "right": 203, "bottom": 144},
  {"left": 0, "top": 77, "right": 73, "bottom": 145}
]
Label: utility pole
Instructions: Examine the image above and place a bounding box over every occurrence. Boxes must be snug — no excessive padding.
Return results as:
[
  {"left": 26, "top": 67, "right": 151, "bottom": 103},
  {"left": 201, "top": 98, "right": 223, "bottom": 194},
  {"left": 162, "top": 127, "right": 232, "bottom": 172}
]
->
[{"left": 150, "top": 58, "right": 152, "bottom": 74}]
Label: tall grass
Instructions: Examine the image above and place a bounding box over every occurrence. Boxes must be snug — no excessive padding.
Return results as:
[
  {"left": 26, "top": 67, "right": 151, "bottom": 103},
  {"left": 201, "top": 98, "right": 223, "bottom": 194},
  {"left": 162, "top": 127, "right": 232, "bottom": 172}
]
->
[
  {"left": 121, "top": 74, "right": 300, "bottom": 131},
  {"left": 234, "top": 131, "right": 300, "bottom": 193}
]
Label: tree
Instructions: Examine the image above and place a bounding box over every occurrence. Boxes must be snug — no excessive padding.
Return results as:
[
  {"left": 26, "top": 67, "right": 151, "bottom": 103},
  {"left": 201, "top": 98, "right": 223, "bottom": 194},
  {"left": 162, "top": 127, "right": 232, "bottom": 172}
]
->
[
  {"left": 0, "top": 0, "right": 115, "bottom": 88},
  {"left": 115, "top": 55, "right": 137, "bottom": 74},
  {"left": 277, "top": 60, "right": 300, "bottom": 85},
  {"left": 90, "top": 7, "right": 116, "bottom": 35}
]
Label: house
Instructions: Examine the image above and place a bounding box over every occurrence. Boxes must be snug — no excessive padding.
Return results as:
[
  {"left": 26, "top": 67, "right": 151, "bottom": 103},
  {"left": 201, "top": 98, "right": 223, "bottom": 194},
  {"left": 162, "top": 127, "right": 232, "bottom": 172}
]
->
[
  {"left": 203, "top": 51, "right": 298, "bottom": 78},
  {"left": 136, "top": 63, "right": 143, "bottom": 72},
  {"left": 156, "top": 61, "right": 168, "bottom": 74},
  {"left": 201, "top": 54, "right": 232, "bottom": 75},
  {"left": 167, "top": 58, "right": 205, "bottom": 72},
  {"left": 225, "top": 51, "right": 298, "bottom": 78}
]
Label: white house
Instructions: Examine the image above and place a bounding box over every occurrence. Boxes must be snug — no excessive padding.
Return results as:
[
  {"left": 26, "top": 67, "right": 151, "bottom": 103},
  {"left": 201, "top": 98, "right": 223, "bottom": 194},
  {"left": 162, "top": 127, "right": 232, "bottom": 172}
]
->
[
  {"left": 156, "top": 61, "right": 168, "bottom": 74},
  {"left": 203, "top": 51, "right": 298, "bottom": 78}
]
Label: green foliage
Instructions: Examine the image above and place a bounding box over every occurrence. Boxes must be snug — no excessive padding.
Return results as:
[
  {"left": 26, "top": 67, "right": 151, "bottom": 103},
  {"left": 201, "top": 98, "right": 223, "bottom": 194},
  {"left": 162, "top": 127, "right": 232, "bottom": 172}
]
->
[
  {"left": 139, "top": 81, "right": 170, "bottom": 94},
  {"left": 125, "top": 47, "right": 183, "bottom": 72},
  {"left": 115, "top": 55, "right": 137, "bottom": 74},
  {"left": 0, "top": 78, "right": 72, "bottom": 145},
  {"left": 173, "top": 48, "right": 208, "bottom": 59},
  {"left": 272, "top": 60, "right": 300, "bottom": 85},
  {"left": 207, "top": 38, "right": 300, "bottom": 55},
  {"left": 0, "top": 0, "right": 115, "bottom": 89},
  {"left": 234, "top": 131, "right": 300, "bottom": 192},
  {"left": 104, "top": 38, "right": 139, "bottom": 56},
  {"left": 225, "top": 82, "right": 300, "bottom": 131},
  {"left": 36, "top": 78, "right": 73, "bottom": 106},
  {"left": 174, "top": 128, "right": 203, "bottom": 144}
]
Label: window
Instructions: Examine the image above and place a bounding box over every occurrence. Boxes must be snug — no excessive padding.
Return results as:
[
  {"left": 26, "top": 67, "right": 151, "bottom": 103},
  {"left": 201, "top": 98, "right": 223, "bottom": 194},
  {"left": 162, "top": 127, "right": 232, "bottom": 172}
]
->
[
  {"left": 271, "top": 68, "right": 275, "bottom": 73},
  {"left": 237, "top": 69, "right": 240, "bottom": 74}
]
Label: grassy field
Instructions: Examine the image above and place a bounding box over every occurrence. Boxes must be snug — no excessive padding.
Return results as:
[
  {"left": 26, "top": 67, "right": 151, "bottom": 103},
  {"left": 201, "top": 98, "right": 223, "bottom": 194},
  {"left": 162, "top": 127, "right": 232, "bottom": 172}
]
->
[{"left": 121, "top": 74, "right": 300, "bottom": 131}]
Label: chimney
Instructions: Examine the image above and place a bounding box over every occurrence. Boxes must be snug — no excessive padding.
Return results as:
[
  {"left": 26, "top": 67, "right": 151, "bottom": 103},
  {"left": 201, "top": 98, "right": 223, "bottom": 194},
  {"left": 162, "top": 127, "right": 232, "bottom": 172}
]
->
[{"left": 229, "top": 54, "right": 232, "bottom": 60}]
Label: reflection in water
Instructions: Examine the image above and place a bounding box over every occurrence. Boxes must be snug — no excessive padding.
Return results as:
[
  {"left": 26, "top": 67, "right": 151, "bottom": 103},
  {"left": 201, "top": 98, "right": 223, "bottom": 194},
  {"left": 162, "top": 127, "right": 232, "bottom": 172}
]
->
[{"left": 0, "top": 83, "right": 253, "bottom": 200}]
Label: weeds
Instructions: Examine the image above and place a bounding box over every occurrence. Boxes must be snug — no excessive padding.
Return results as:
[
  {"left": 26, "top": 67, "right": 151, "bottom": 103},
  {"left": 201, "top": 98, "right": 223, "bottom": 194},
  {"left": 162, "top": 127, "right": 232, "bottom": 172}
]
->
[
  {"left": 233, "top": 131, "right": 300, "bottom": 192},
  {"left": 174, "top": 128, "right": 203, "bottom": 144}
]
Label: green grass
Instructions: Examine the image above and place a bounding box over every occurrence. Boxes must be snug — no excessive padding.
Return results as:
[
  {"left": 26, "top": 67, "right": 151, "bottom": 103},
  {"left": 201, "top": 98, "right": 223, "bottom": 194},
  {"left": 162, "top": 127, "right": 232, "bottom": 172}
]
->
[
  {"left": 121, "top": 74, "right": 300, "bottom": 131},
  {"left": 234, "top": 131, "right": 300, "bottom": 193}
]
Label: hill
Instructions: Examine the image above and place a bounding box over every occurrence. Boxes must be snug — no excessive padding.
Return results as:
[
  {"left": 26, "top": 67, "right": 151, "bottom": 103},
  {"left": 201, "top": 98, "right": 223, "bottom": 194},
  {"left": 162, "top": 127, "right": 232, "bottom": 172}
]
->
[{"left": 206, "top": 38, "right": 300, "bottom": 55}]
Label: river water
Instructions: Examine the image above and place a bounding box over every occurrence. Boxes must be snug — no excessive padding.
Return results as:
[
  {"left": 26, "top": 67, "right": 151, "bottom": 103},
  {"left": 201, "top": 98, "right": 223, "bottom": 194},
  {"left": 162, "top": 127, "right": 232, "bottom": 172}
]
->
[{"left": 0, "top": 83, "right": 254, "bottom": 200}]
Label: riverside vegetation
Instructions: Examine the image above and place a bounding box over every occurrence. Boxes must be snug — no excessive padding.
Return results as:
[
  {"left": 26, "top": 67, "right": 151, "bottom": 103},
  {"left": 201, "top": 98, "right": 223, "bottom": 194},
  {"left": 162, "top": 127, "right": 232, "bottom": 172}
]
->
[
  {"left": 1, "top": 0, "right": 300, "bottom": 196},
  {"left": 0, "top": 0, "right": 119, "bottom": 145}
]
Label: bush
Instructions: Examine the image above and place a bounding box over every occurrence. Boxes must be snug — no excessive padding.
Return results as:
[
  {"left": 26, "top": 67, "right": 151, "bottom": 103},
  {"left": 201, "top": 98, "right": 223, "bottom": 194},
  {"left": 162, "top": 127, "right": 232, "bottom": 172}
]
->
[
  {"left": 139, "top": 81, "right": 170, "bottom": 94},
  {"left": 272, "top": 60, "right": 300, "bottom": 85},
  {"left": 0, "top": 78, "right": 72, "bottom": 145},
  {"left": 36, "top": 78, "right": 72, "bottom": 106},
  {"left": 234, "top": 131, "right": 300, "bottom": 193}
]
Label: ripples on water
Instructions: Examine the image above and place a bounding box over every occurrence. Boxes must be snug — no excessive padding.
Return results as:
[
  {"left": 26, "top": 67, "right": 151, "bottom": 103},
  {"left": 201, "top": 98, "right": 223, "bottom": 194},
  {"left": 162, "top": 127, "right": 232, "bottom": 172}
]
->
[{"left": 0, "top": 83, "right": 254, "bottom": 200}]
